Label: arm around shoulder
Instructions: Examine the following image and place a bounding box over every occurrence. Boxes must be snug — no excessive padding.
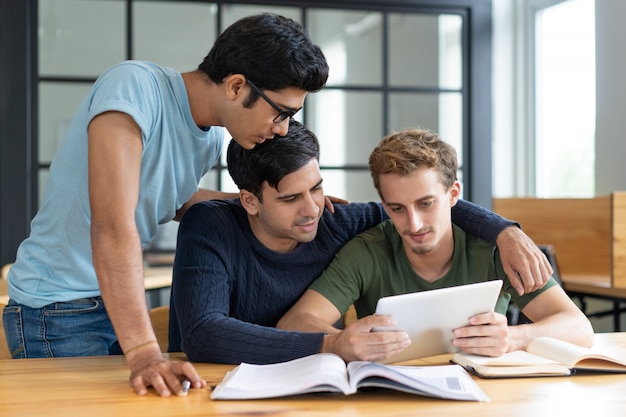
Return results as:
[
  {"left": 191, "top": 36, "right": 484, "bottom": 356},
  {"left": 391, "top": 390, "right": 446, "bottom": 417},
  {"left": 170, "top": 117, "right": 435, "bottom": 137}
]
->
[
  {"left": 452, "top": 200, "right": 552, "bottom": 295},
  {"left": 174, "top": 189, "right": 239, "bottom": 221}
]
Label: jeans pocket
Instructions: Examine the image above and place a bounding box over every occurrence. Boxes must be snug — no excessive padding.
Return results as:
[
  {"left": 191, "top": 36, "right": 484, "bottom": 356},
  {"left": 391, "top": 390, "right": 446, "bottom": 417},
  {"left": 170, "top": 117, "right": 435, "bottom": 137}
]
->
[
  {"left": 2, "top": 305, "right": 25, "bottom": 359},
  {"left": 43, "top": 298, "right": 116, "bottom": 356},
  {"left": 45, "top": 297, "right": 102, "bottom": 316}
]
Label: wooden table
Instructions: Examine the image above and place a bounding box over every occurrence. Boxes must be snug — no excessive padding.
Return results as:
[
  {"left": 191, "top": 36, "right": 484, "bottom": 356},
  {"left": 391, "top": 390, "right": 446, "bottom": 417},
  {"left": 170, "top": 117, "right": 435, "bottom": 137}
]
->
[{"left": 1, "top": 334, "right": 626, "bottom": 417}]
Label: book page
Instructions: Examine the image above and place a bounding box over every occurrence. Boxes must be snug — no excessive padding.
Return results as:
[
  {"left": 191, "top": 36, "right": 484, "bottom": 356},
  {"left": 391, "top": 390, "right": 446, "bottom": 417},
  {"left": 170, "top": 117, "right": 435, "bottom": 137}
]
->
[
  {"left": 211, "top": 353, "right": 351, "bottom": 400},
  {"left": 528, "top": 337, "right": 626, "bottom": 369},
  {"left": 451, "top": 350, "right": 571, "bottom": 377},
  {"left": 347, "top": 362, "right": 489, "bottom": 402},
  {"left": 455, "top": 350, "right": 561, "bottom": 367}
]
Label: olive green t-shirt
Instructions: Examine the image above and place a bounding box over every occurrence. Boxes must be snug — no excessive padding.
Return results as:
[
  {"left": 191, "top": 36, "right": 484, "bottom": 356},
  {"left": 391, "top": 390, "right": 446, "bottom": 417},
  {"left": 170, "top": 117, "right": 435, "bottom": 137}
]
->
[{"left": 309, "top": 221, "right": 557, "bottom": 319}]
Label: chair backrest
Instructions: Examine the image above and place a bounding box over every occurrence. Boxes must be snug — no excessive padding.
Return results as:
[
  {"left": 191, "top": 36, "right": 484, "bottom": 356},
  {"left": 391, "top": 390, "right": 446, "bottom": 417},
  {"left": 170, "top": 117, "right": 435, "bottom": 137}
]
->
[
  {"left": 0, "top": 303, "right": 11, "bottom": 359},
  {"left": 1, "top": 263, "right": 12, "bottom": 280},
  {"left": 149, "top": 305, "right": 169, "bottom": 353},
  {"left": 343, "top": 305, "right": 357, "bottom": 328},
  {"left": 539, "top": 244, "right": 562, "bottom": 285}
]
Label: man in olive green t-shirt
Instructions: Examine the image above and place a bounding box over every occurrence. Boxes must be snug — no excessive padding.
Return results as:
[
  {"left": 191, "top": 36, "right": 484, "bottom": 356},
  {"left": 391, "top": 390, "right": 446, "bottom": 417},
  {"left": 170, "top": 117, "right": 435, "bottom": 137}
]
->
[{"left": 278, "top": 128, "right": 593, "bottom": 363}]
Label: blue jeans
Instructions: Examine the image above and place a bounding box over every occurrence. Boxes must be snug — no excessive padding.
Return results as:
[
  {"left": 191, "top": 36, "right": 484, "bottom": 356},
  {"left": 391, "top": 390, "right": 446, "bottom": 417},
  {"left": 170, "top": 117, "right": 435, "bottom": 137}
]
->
[{"left": 2, "top": 297, "right": 122, "bottom": 358}]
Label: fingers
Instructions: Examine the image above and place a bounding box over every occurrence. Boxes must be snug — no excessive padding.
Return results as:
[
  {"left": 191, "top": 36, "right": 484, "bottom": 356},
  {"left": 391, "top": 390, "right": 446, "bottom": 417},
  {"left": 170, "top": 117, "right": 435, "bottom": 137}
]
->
[
  {"left": 505, "top": 252, "right": 553, "bottom": 296},
  {"left": 330, "top": 315, "right": 411, "bottom": 362},
  {"left": 179, "top": 361, "right": 207, "bottom": 389},
  {"left": 452, "top": 313, "right": 509, "bottom": 357},
  {"left": 503, "top": 264, "right": 525, "bottom": 296},
  {"left": 131, "top": 369, "right": 170, "bottom": 397},
  {"left": 129, "top": 360, "right": 207, "bottom": 397},
  {"left": 324, "top": 196, "right": 335, "bottom": 213},
  {"left": 497, "top": 227, "right": 554, "bottom": 295},
  {"left": 353, "top": 314, "right": 398, "bottom": 331}
]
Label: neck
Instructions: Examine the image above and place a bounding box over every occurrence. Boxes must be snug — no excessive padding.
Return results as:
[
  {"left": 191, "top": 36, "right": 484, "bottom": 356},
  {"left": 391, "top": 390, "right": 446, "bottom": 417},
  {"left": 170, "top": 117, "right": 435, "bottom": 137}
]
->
[
  {"left": 182, "top": 70, "right": 219, "bottom": 127},
  {"left": 404, "top": 228, "right": 455, "bottom": 283},
  {"left": 248, "top": 215, "right": 299, "bottom": 254}
]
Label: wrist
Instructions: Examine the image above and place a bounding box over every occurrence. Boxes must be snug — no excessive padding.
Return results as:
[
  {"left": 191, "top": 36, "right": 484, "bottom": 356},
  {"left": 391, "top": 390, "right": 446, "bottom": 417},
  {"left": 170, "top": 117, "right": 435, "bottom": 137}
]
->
[
  {"left": 124, "top": 340, "right": 159, "bottom": 356},
  {"left": 124, "top": 340, "right": 162, "bottom": 365},
  {"left": 496, "top": 225, "right": 518, "bottom": 245},
  {"left": 321, "top": 334, "right": 335, "bottom": 354},
  {"left": 125, "top": 342, "right": 163, "bottom": 369}
]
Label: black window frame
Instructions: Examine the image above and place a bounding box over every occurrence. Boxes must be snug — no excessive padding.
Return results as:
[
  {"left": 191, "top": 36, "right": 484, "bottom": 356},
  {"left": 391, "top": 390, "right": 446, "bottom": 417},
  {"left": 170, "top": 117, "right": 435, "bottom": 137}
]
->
[{"left": 0, "top": 0, "right": 492, "bottom": 265}]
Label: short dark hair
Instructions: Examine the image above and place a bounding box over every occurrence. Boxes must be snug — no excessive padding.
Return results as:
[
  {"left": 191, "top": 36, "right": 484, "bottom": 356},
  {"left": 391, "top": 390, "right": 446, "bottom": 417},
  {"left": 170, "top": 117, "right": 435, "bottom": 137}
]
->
[
  {"left": 199, "top": 13, "right": 328, "bottom": 96},
  {"left": 227, "top": 120, "right": 320, "bottom": 201}
]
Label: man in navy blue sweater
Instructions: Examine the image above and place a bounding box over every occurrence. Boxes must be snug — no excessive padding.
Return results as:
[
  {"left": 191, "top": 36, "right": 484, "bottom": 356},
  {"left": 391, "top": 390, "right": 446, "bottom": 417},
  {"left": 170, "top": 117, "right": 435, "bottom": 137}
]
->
[{"left": 169, "top": 120, "right": 552, "bottom": 364}]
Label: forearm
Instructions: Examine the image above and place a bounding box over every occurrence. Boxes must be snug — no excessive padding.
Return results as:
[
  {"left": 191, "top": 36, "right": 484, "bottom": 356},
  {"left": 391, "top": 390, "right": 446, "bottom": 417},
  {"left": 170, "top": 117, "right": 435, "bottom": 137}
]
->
[
  {"left": 277, "top": 312, "right": 341, "bottom": 334},
  {"left": 174, "top": 189, "right": 238, "bottom": 221},
  {"left": 507, "top": 311, "right": 594, "bottom": 352},
  {"left": 91, "top": 224, "right": 158, "bottom": 356},
  {"left": 452, "top": 199, "right": 518, "bottom": 244},
  {"left": 183, "top": 316, "right": 325, "bottom": 364}
]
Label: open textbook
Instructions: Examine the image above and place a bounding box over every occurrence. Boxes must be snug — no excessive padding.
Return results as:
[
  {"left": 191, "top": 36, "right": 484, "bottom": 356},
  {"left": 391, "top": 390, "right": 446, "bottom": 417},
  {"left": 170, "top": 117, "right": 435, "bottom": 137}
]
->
[
  {"left": 452, "top": 336, "right": 626, "bottom": 378},
  {"left": 211, "top": 353, "right": 489, "bottom": 401}
]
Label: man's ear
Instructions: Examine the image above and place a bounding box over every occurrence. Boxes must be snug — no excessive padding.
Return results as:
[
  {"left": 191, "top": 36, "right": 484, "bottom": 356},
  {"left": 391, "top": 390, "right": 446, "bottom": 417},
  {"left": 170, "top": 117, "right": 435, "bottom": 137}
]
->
[
  {"left": 223, "top": 74, "right": 247, "bottom": 101},
  {"left": 240, "top": 189, "right": 260, "bottom": 215},
  {"left": 449, "top": 181, "right": 462, "bottom": 206}
]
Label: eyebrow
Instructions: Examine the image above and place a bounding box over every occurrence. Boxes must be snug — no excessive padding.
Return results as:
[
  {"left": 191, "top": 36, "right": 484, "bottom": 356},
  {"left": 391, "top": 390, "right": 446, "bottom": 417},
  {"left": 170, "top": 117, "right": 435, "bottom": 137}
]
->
[
  {"left": 275, "top": 179, "right": 323, "bottom": 201},
  {"left": 265, "top": 90, "right": 301, "bottom": 112},
  {"left": 258, "top": 87, "right": 301, "bottom": 112},
  {"left": 384, "top": 194, "right": 435, "bottom": 207},
  {"left": 276, "top": 102, "right": 301, "bottom": 113}
]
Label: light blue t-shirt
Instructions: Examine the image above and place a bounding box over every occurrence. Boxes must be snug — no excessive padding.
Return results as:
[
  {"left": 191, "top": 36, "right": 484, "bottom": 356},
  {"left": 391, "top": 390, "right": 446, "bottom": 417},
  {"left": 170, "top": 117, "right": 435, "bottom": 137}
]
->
[{"left": 9, "top": 61, "right": 224, "bottom": 307}]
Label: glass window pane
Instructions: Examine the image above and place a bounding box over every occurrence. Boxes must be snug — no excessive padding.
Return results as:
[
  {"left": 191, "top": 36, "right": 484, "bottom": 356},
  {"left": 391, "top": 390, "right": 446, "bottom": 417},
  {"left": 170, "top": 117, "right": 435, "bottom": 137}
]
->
[
  {"left": 38, "top": 169, "right": 49, "bottom": 208},
  {"left": 38, "top": 82, "right": 93, "bottom": 164},
  {"left": 388, "top": 91, "right": 463, "bottom": 165},
  {"left": 321, "top": 169, "right": 378, "bottom": 203},
  {"left": 38, "top": 0, "right": 126, "bottom": 77},
  {"left": 307, "top": 10, "right": 382, "bottom": 87},
  {"left": 218, "top": 168, "right": 238, "bottom": 194},
  {"left": 307, "top": 90, "right": 383, "bottom": 166},
  {"left": 133, "top": 2, "right": 218, "bottom": 70},
  {"left": 389, "top": 13, "right": 462, "bottom": 89},
  {"left": 221, "top": 4, "right": 301, "bottom": 29},
  {"left": 535, "top": 0, "right": 595, "bottom": 197}
]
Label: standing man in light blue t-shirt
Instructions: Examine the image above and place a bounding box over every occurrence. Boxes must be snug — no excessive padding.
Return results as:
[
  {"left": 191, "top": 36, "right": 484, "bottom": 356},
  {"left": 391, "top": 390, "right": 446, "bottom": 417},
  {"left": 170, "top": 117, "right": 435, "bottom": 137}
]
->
[{"left": 3, "top": 13, "right": 329, "bottom": 397}]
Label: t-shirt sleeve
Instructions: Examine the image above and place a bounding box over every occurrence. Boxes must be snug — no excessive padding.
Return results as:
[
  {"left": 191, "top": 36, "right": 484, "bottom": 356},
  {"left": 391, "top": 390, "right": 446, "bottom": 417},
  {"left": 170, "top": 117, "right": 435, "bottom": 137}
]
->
[
  {"left": 308, "top": 235, "right": 374, "bottom": 316},
  {"left": 86, "top": 62, "right": 159, "bottom": 140},
  {"left": 494, "top": 248, "right": 558, "bottom": 310}
]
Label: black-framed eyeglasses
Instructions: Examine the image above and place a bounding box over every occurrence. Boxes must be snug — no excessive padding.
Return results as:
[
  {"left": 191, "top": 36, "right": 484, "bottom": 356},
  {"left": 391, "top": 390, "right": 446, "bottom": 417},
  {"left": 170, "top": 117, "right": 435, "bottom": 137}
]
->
[{"left": 247, "top": 79, "right": 302, "bottom": 123}]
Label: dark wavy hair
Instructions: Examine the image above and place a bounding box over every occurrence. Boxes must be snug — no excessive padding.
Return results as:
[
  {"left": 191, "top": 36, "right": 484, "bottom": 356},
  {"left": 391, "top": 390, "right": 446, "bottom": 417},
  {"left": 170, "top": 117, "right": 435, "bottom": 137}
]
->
[
  {"left": 199, "top": 13, "right": 329, "bottom": 105},
  {"left": 227, "top": 119, "right": 320, "bottom": 201}
]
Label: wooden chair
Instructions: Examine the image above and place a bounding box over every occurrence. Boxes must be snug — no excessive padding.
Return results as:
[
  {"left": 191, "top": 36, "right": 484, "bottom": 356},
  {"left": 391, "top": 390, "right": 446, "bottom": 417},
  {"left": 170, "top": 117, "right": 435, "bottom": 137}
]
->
[
  {"left": 0, "top": 303, "right": 11, "bottom": 359},
  {"left": 1, "top": 263, "right": 12, "bottom": 280},
  {"left": 343, "top": 305, "right": 358, "bottom": 328},
  {"left": 493, "top": 192, "right": 626, "bottom": 330},
  {"left": 149, "top": 305, "right": 170, "bottom": 353}
]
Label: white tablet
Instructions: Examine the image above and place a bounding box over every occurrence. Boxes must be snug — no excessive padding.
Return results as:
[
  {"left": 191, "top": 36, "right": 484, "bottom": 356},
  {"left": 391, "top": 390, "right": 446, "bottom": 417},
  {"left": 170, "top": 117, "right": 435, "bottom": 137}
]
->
[{"left": 373, "top": 280, "right": 503, "bottom": 364}]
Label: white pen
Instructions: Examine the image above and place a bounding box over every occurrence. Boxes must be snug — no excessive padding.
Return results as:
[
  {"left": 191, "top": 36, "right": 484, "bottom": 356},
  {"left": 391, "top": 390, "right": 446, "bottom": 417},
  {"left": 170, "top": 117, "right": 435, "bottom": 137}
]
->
[{"left": 181, "top": 379, "right": 191, "bottom": 394}]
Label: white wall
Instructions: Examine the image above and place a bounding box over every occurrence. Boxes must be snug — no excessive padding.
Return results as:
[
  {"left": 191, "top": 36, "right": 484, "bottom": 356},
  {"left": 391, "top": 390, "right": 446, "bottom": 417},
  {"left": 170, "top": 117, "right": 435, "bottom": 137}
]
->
[
  {"left": 492, "top": 0, "right": 626, "bottom": 197},
  {"left": 595, "top": 0, "right": 626, "bottom": 195}
]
